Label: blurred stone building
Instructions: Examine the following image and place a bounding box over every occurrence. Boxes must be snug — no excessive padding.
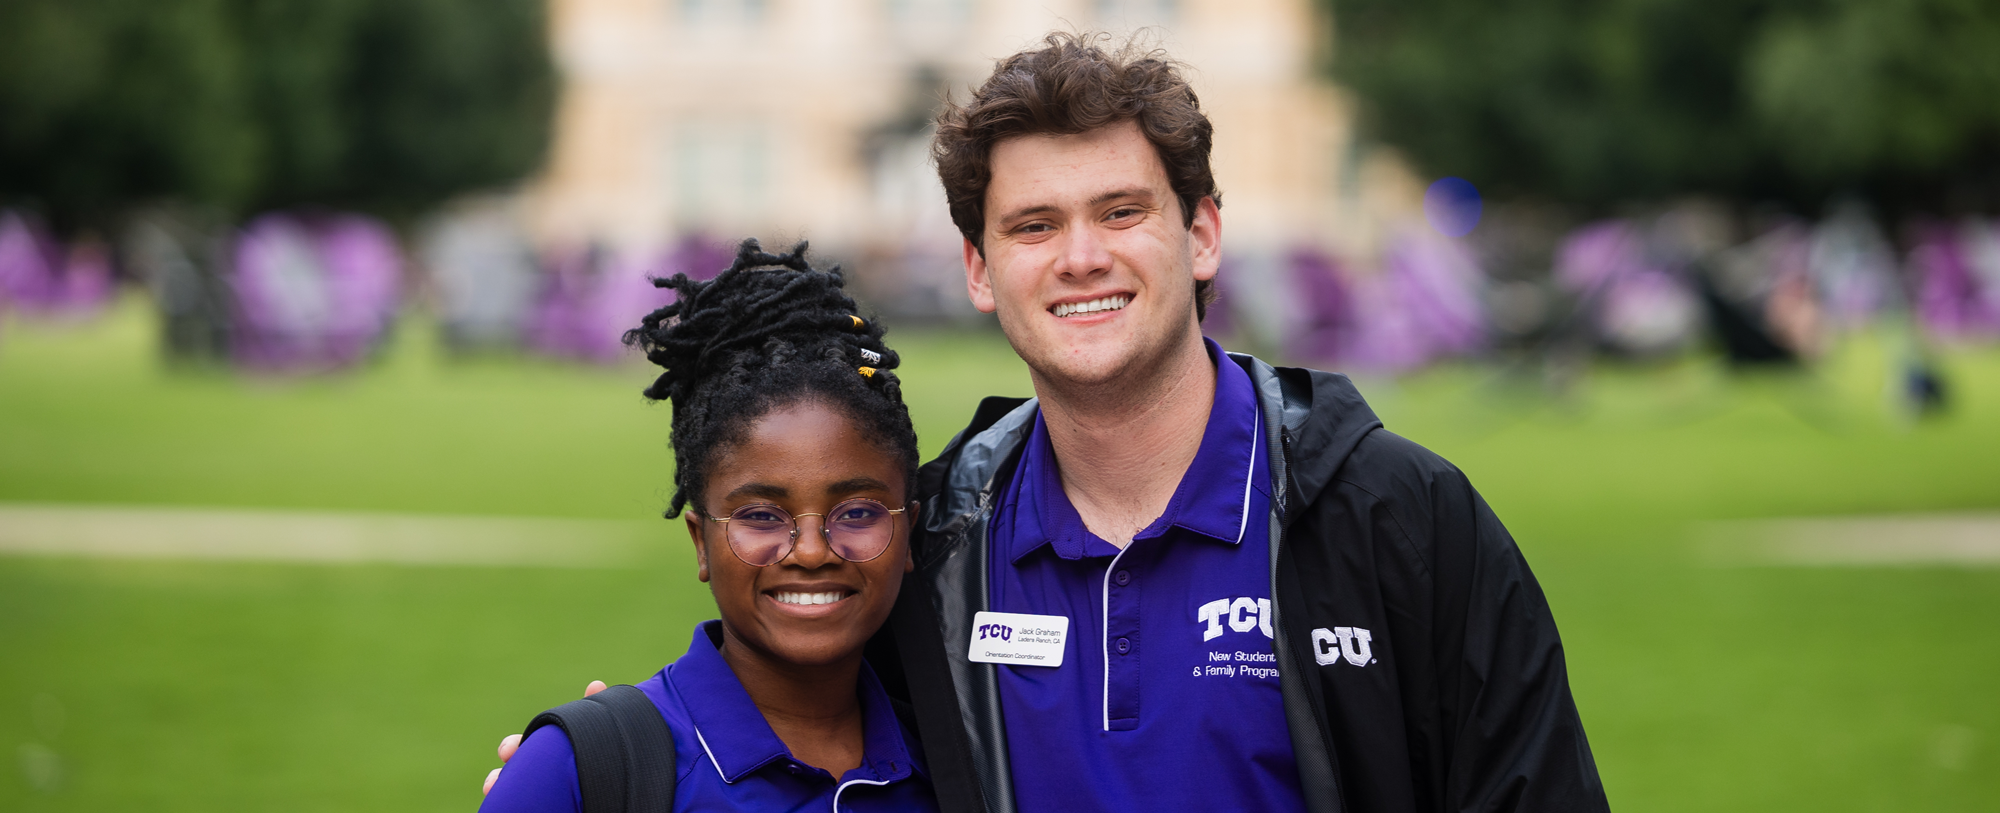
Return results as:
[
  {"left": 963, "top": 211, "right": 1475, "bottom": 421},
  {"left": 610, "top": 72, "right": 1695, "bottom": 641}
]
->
[{"left": 523, "top": 0, "right": 1421, "bottom": 330}]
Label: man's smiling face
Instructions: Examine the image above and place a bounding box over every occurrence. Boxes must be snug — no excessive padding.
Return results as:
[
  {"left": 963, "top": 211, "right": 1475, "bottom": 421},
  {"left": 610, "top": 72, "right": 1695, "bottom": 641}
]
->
[{"left": 964, "top": 120, "right": 1221, "bottom": 390}]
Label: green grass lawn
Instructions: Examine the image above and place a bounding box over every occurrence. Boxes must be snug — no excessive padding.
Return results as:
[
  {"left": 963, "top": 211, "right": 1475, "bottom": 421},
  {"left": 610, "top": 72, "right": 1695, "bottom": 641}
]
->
[{"left": 2, "top": 297, "right": 1996, "bottom": 811}]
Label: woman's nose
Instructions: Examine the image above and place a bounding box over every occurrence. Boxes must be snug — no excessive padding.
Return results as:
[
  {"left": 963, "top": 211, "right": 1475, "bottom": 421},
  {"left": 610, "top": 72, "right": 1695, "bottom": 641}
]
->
[{"left": 783, "top": 514, "right": 839, "bottom": 567}]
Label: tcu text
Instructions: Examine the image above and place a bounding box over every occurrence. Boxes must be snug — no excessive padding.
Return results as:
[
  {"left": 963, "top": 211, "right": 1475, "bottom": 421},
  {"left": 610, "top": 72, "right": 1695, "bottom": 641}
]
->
[
  {"left": 977, "top": 623, "right": 1013, "bottom": 642},
  {"left": 1198, "top": 597, "right": 1274, "bottom": 641}
]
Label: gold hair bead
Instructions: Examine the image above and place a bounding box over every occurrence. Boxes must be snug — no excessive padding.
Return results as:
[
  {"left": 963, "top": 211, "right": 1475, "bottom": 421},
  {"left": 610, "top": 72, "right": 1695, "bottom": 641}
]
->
[
  {"left": 858, "top": 366, "right": 876, "bottom": 378},
  {"left": 849, "top": 315, "right": 865, "bottom": 329}
]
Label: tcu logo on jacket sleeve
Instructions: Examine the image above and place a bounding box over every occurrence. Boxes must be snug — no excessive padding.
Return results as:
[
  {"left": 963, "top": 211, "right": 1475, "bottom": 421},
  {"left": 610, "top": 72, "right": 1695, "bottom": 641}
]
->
[
  {"left": 1310, "top": 626, "right": 1375, "bottom": 667},
  {"left": 1197, "top": 597, "right": 1274, "bottom": 641}
]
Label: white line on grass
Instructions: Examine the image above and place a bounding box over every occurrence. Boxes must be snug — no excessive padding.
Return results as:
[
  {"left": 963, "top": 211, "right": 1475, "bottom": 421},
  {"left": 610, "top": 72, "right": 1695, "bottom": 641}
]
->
[
  {"left": 1702, "top": 513, "right": 2000, "bottom": 567},
  {"left": 0, "top": 503, "right": 657, "bottom": 567}
]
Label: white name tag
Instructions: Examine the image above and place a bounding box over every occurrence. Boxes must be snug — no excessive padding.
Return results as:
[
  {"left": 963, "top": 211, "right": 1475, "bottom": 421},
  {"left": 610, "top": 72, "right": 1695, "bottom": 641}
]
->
[{"left": 967, "top": 611, "right": 1069, "bottom": 667}]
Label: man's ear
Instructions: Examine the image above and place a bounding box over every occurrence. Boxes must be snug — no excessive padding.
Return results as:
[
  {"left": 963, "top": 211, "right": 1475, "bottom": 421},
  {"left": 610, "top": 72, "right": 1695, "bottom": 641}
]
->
[
  {"left": 1189, "top": 195, "right": 1222, "bottom": 283},
  {"left": 685, "top": 513, "right": 711, "bottom": 583},
  {"left": 963, "top": 237, "right": 997, "bottom": 314}
]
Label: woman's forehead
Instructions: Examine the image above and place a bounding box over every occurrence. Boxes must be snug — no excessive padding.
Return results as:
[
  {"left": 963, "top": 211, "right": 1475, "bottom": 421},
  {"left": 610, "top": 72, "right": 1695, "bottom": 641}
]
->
[{"left": 708, "top": 403, "right": 906, "bottom": 496}]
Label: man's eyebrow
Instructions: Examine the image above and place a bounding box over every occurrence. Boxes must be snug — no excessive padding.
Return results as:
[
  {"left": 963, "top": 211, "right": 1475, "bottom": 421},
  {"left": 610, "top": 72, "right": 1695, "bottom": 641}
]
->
[
  {"left": 995, "top": 203, "right": 1060, "bottom": 224},
  {"left": 1087, "top": 187, "right": 1157, "bottom": 208},
  {"left": 994, "top": 188, "right": 1158, "bottom": 226},
  {"left": 723, "top": 483, "right": 789, "bottom": 501},
  {"left": 827, "top": 477, "right": 894, "bottom": 496}
]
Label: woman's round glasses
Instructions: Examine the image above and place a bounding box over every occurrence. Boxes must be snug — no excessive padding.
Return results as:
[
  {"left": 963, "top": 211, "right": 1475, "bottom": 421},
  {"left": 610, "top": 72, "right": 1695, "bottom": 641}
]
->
[{"left": 701, "top": 499, "right": 908, "bottom": 567}]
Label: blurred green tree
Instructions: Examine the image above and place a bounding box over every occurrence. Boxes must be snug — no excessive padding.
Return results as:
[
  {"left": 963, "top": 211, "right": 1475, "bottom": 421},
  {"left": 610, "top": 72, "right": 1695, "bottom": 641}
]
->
[
  {"left": 1326, "top": 0, "right": 2000, "bottom": 216},
  {"left": 0, "top": 0, "right": 260, "bottom": 229},
  {"left": 0, "top": 0, "right": 554, "bottom": 231}
]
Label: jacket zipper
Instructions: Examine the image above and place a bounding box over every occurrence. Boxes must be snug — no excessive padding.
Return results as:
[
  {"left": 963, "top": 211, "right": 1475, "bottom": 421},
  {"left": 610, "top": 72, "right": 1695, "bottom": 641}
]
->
[{"left": 1276, "top": 424, "right": 1346, "bottom": 811}]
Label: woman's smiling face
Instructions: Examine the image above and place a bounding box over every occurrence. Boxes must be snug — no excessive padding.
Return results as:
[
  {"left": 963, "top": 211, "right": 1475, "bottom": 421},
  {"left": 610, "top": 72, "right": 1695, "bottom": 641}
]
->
[{"left": 685, "top": 400, "right": 915, "bottom": 670}]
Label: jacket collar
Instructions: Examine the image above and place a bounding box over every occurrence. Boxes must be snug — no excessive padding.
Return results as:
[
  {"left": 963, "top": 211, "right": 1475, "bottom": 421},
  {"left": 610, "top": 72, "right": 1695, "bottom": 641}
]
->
[
  {"left": 919, "top": 351, "right": 1382, "bottom": 552},
  {"left": 1227, "top": 352, "right": 1381, "bottom": 519}
]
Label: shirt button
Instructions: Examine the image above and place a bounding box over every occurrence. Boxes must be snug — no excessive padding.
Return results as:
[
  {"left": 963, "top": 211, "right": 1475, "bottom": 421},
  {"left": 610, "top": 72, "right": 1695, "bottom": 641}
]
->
[
  {"left": 1116, "top": 637, "right": 1131, "bottom": 654},
  {"left": 1114, "top": 569, "right": 1131, "bottom": 586}
]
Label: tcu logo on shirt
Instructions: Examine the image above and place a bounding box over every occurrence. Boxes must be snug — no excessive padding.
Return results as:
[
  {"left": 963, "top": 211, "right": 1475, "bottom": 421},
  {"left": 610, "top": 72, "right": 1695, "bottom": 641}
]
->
[
  {"left": 1311, "top": 626, "right": 1375, "bottom": 667},
  {"left": 977, "top": 622, "right": 1014, "bottom": 642},
  {"left": 1197, "top": 597, "right": 1274, "bottom": 641}
]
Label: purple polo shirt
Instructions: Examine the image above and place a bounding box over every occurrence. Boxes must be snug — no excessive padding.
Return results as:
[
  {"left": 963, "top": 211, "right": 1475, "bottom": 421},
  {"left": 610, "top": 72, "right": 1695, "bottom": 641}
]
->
[
  {"left": 479, "top": 621, "right": 935, "bottom": 813},
  {"left": 988, "top": 338, "right": 1306, "bottom": 811}
]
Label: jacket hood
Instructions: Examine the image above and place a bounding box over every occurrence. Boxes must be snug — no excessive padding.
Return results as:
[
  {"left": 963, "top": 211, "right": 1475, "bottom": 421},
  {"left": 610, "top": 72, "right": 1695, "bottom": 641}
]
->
[{"left": 1229, "top": 354, "right": 1383, "bottom": 517}]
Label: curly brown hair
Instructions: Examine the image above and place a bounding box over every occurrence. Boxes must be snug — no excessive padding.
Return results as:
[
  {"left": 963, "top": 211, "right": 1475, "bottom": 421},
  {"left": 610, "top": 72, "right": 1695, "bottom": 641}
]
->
[{"left": 932, "top": 31, "right": 1222, "bottom": 320}]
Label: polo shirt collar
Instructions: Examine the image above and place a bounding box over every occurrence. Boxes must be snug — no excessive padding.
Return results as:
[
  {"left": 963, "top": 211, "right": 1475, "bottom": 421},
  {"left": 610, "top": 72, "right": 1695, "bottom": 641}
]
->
[
  {"left": 1008, "top": 337, "right": 1265, "bottom": 563},
  {"left": 667, "top": 621, "right": 922, "bottom": 784}
]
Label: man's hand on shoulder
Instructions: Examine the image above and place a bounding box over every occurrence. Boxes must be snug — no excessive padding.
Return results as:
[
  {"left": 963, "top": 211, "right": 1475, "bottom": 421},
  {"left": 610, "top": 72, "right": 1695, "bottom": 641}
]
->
[{"left": 482, "top": 680, "right": 606, "bottom": 796}]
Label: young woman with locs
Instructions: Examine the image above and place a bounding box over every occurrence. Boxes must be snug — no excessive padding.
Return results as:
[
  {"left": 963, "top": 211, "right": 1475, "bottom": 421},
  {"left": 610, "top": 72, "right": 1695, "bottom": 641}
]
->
[{"left": 477, "top": 240, "right": 938, "bottom": 813}]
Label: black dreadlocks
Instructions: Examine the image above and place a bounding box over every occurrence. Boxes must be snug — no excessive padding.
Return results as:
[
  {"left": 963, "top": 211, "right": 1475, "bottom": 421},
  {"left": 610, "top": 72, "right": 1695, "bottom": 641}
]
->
[{"left": 623, "top": 239, "right": 920, "bottom": 519}]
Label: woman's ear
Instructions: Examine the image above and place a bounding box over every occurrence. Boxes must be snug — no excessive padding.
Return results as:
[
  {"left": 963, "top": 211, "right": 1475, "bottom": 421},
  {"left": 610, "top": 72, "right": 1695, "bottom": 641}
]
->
[{"left": 685, "top": 513, "right": 711, "bottom": 583}]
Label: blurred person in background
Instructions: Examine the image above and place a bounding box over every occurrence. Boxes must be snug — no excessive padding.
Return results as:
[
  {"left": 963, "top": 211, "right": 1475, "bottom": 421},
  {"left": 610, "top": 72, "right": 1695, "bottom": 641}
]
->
[
  {"left": 479, "top": 241, "right": 937, "bottom": 813},
  {"left": 490, "top": 32, "right": 1606, "bottom": 813}
]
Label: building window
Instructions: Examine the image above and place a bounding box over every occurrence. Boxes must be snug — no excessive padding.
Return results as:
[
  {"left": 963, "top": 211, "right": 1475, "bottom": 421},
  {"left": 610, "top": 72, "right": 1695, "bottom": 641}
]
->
[
  {"left": 1095, "top": 0, "right": 1178, "bottom": 25},
  {"left": 672, "top": 122, "right": 770, "bottom": 228},
  {"left": 888, "top": 0, "right": 971, "bottom": 26},
  {"left": 677, "top": 0, "right": 766, "bottom": 25}
]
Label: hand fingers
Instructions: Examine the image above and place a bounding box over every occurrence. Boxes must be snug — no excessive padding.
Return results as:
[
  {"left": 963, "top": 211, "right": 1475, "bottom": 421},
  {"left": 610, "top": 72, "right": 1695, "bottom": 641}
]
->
[{"left": 486, "top": 683, "right": 605, "bottom": 798}]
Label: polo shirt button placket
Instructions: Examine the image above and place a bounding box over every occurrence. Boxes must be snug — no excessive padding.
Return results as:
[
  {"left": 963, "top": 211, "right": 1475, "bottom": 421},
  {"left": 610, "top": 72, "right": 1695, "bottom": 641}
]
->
[{"left": 1102, "top": 555, "right": 1142, "bottom": 730}]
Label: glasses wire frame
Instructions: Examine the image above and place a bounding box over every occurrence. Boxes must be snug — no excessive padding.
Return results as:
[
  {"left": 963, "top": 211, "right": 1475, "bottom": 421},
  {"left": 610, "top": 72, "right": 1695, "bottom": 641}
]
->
[{"left": 700, "top": 498, "right": 909, "bottom": 567}]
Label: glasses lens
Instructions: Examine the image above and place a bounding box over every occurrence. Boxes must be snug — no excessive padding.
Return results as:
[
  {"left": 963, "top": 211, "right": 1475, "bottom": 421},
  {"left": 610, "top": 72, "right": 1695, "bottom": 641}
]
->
[
  {"left": 726, "top": 505, "right": 794, "bottom": 566},
  {"left": 825, "top": 499, "right": 896, "bottom": 563}
]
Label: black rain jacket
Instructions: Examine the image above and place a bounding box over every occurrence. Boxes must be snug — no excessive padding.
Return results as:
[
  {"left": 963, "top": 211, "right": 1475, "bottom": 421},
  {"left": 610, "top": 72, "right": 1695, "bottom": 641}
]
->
[{"left": 868, "top": 352, "right": 1610, "bottom": 813}]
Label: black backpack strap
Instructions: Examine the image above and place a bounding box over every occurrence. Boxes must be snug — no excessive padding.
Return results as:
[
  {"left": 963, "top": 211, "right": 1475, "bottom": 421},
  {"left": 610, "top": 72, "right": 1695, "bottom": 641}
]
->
[{"left": 522, "top": 684, "right": 677, "bottom": 813}]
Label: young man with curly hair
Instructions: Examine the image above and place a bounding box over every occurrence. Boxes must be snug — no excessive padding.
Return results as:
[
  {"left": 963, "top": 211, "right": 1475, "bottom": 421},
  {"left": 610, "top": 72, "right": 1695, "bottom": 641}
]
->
[{"left": 887, "top": 32, "right": 1609, "bottom": 813}]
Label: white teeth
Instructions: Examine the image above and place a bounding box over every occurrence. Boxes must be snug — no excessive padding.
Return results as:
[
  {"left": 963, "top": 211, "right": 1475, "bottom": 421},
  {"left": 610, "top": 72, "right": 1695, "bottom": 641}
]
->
[
  {"left": 774, "top": 591, "right": 847, "bottom": 606},
  {"left": 1054, "top": 295, "right": 1128, "bottom": 318}
]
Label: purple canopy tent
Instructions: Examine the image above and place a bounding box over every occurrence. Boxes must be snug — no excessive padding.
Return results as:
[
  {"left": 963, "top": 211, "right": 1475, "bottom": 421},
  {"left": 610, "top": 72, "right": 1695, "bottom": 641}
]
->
[
  {"left": 1340, "top": 228, "right": 1486, "bottom": 373},
  {"left": 1909, "top": 219, "right": 2000, "bottom": 341},
  {"left": 0, "top": 211, "right": 114, "bottom": 318},
  {"left": 528, "top": 240, "right": 689, "bottom": 363},
  {"left": 666, "top": 233, "right": 735, "bottom": 284},
  {"left": 232, "top": 213, "right": 403, "bottom": 370},
  {"left": 1554, "top": 218, "right": 1701, "bottom": 357},
  {"left": 1283, "top": 247, "right": 1353, "bottom": 364},
  {"left": 1278, "top": 229, "right": 1485, "bottom": 374}
]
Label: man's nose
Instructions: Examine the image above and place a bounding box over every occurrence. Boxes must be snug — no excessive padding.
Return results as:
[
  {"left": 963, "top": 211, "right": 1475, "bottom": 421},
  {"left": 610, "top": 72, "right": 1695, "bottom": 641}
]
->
[{"left": 1054, "top": 221, "right": 1113, "bottom": 278}]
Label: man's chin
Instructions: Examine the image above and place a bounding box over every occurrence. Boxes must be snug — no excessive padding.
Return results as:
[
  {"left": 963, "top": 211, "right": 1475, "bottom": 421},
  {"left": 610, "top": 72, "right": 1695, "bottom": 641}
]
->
[
  {"left": 1029, "top": 350, "right": 1138, "bottom": 391},
  {"left": 1006, "top": 321, "right": 1178, "bottom": 392}
]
